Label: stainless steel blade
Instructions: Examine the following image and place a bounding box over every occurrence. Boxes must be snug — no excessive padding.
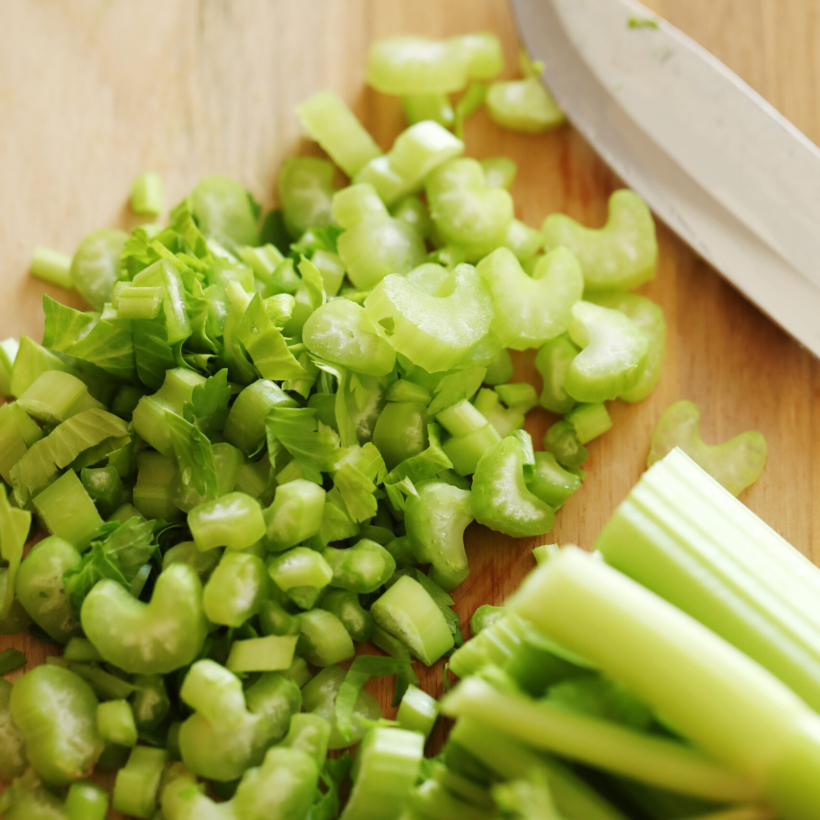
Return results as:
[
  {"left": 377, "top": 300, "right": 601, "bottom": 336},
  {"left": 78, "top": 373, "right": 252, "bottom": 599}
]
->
[{"left": 511, "top": 0, "right": 820, "bottom": 356}]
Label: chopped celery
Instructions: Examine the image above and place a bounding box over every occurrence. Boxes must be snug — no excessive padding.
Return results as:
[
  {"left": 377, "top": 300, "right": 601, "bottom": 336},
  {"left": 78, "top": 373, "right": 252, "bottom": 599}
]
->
[
  {"left": 397, "top": 684, "right": 439, "bottom": 739},
  {"left": 297, "top": 90, "right": 382, "bottom": 178},
  {"left": 33, "top": 470, "right": 103, "bottom": 550},
  {"left": 130, "top": 172, "right": 164, "bottom": 216},
  {"left": 31, "top": 247, "right": 73, "bottom": 289},
  {"left": 647, "top": 401, "right": 766, "bottom": 495},
  {"left": 402, "top": 93, "right": 455, "bottom": 128},
  {"left": 70, "top": 229, "right": 128, "bottom": 310},
  {"left": 0, "top": 337, "right": 19, "bottom": 397},
  {"left": 565, "top": 402, "right": 612, "bottom": 444},
  {"left": 367, "top": 37, "right": 469, "bottom": 95},
  {"left": 486, "top": 76, "right": 566, "bottom": 133},
  {"left": 225, "top": 635, "right": 299, "bottom": 673}
]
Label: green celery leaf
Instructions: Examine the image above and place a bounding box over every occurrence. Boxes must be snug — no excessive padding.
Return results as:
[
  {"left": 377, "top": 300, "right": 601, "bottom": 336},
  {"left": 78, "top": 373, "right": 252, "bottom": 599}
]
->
[
  {"left": 67, "top": 317, "right": 136, "bottom": 382},
  {"left": 427, "top": 365, "right": 487, "bottom": 415},
  {"left": 133, "top": 317, "right": 179, "bottom": 390},
  {"left": 183, "top": 368, "right": 231, "bottom": 434},
  {"left": 266, "top": 406, "right": 341, "bottom": 485},
  {"left": 289, "top": 225, "right": 345, "bottom": 258},
  {"left": 10, "top": 409, "right": 129, "bottom": 505},
  {"left": 166, "top": 410, "right": 218, "bottom": 498},
  {"left": 385, "top": 424, "right": 452, "bottom": 485},
  {"left": 42, "top": 295, "right": 93, "bottom": 349},
  {"left": 333, "top": 463, "right": 377, "bottom": 523}
]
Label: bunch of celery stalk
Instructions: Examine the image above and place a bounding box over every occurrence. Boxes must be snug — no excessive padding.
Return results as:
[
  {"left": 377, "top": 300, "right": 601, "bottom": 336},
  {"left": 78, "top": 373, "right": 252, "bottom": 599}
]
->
[{"left": 1, "top": 28, "right": 808, "bottom": 820}]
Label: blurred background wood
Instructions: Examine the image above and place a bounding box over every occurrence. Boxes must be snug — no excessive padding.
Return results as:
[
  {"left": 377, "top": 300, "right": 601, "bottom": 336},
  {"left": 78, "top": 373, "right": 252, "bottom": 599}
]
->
[{"left": 0, "top": 0, "right": 817, "bottom": 811}]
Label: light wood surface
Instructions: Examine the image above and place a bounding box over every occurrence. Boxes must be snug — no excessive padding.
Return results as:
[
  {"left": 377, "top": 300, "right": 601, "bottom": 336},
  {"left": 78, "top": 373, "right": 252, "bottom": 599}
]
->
[{"left": 1, "top": 0, "right": 818, "bottom": 810}]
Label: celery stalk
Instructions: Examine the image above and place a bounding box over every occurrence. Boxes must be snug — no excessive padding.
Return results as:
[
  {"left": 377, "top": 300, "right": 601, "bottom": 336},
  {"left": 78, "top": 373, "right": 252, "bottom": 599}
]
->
[{"left": 509, "top": 547, "right": 820, "bottom": 820}]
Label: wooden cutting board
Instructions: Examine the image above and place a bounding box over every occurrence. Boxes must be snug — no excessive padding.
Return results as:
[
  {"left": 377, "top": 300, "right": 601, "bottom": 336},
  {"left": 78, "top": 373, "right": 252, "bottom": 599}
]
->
[{"left": 1, "top": 0, "right": 818, "bottom": 810}]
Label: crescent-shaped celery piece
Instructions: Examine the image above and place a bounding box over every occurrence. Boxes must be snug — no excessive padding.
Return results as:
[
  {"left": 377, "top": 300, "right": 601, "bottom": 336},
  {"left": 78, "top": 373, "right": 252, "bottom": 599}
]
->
[
  {"left": 297, "top": 90, "right": 382, "bottom": 178},
  {"left": 364, "top": 264, "right": 494, "bottom": 373},
  {"left": 401, "top": 93, "right": 455, "bottom": 129},
  {"left": 477, "top": 248, "right": 583, "bottom": 351},
  {"left": 471, "top": 436, "right": 555, "bottom": 537},
  {"left": 366, "top": 36, "right": 469, "bottom": 95},
  {"left": 586, "top": 291, "right": 666, "bottom": 403},
  {"left": 426, "top": 158, "right": 514, "bottom": 260},
  {"left": 647, "top": 401, "right": 767, "bottom": 496},
  {"left": 452, "top": 33, "right": 505, "bottom": 80},
  {"left": 527, "top": 452, "right": 582, "bottom": 509},
  {"left": 323, "top": 539, "right": 396, "bottom": 595},
  {"left": 564, "top": 301, "right": 649, "bottom": 403},
  {"left": 303, "top": 299, "right": 396, "bottom": 377},
  {"left": 81, "top": 563, "right": 208, "bottom": 675},
  {"left": 405, "top": 480, "right": 474, "bottom": 591},
  {"left": 481, "top": 156, "right": 517, "bottom": 190},
  {"left": 70, "top": 228, "right": 128, "bottom": 310},
  {"left": 372, "top": 401, "right": 430, "bottom": 470},
  {"left": 542, "top": 189, "right": 658, "bottom": 290},
  {"left": 190, "top": 175, "right": 259, "bottom": 248},
  {"left": 337, "top": 216, "right": 426, "bottom": 291},
  {"left": 332, "top": 183, "right": 388, "bottom": 229},
  {"left": 277, "top": 157, "right": 335, "bottom": 239},
  {"left": 9, "top": 665, "right": 104, "bottom": 786},
  {"left": 535, "top": 335, "right": 580, "bottom": 414},
  {"left": 371, "top": 575, "right": 454, "bottom": 666},
  {"left": 486, "top": 76, "right": 566, "bottom": 133}
]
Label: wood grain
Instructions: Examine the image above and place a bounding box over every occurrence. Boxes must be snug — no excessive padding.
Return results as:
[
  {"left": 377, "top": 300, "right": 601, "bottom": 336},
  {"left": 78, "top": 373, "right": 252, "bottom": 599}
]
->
[{"left": 1, "top": 0, "right": 818, "bottom": 812}]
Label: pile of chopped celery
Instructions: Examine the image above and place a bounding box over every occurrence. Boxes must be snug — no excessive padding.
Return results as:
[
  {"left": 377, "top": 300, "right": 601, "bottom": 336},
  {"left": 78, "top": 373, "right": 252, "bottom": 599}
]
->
[{"left": 0, "top": 30, "right": 699, "bottom": 820}]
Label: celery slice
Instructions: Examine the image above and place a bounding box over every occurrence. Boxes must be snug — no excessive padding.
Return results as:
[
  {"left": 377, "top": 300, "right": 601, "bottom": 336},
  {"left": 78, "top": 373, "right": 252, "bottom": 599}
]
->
[{"left": 31, "top": 247, "right": 73, "bottom": 289}]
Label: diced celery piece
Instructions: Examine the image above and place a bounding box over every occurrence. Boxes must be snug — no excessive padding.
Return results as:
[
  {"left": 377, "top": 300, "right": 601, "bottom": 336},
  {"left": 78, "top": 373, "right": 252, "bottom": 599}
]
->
[
  {"left": 0, "top": 402, "right": 43, "bottom": 484},
  {"left": 112, "top": 746, "right": 168, "bottom": 820},
  {"left": 565, "top": 403, "right": 612, "bottom": 444},
  {"left": 225, "top": 635, "right": 299, "bottom": 673},
  {"left": 130, "top": 172, "right": 164, "bottom": 216},
  {"left": 97, "top": 699, "right": 138, "bottom": 747},
  {"left": 188, "top": 492, "right": 266, "bottom": 552},
  {"left": 402, "top": 93, "right": 455, "bottom": 128},
  {"left": 0, "top": 337, "right": 19, "bottom": 398},
  {"left": 224, "top": 379, "right": 297, "bottom": 454},
  {"left": 17, "top": 371, "right": 102, "bottom": 424},
  {"left": 397, "top": 683, "right": 439, "bottom": 739},
  {"left": 33, "top": 469, "right": 103, "bottom": 550},
  {"left": 297, "top": 90, "right": 382, "bottom": 178},
  {"left": 10, "top": 335, "right": 72, "bottom": 398},
  {"left": 132, "top": 451, "right": 181, "bottom": 521},
  {"left": 31, "top": 247, "right": 73, "bottom": 289},
  {"left": 298, "top": 609, "right": 355, "bottom": 667},
  {"left": 366, "top": 36, "right": 469, "bottom": 95},
  {"left": 486, "top": 76, "right": 566, "bottom": 133}
]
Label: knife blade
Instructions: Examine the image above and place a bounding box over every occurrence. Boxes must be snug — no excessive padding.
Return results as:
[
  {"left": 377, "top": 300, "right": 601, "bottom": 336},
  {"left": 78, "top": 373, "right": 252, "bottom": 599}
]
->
[{"left": 511, "top": 0, "right": 820, "bottom": 357}]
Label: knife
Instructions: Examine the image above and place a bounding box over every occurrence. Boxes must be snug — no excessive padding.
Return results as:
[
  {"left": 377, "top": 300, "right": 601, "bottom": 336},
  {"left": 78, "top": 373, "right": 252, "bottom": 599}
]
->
[{"left": 510, "top": 0, "right": 820, "bottom": 357}]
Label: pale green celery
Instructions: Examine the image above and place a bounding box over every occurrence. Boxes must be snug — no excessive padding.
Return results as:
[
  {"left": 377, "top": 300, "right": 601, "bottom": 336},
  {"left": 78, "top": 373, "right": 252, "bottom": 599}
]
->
[
  {"left": 566, "top": 403, "right": 612, "bottom": 444},
  {"left": 338, "top": 216, "right": 426, "bottom": 290},
  {"left": 31, "top": 247, "right": 73, "bottom": 289},
  {"left": 189, "top": 492, "right": 266, "bottom": 551},
  {"left": 397, "top": 684, "right": 439, "bottom": 739},
  {"left": 332, "top": 183, "right": 388, "bottom": 229},
  {"left": 386, "top": 379, "right": 433, "bottom": 404},
  {"left": 263, "top": 479, "right": 326, "bottom": 551},
  {"left": 496, "top": 383, "right": 538, "bottom": 413},
  {"left": 202, "top": 549, "right": 267, "bottom": 626},
  {"left": 323, "top": 538, "right": 396, "bottom": 594},
  {"left": 443, "top": 423, "right": 502, "bottom": 477},
  {"left": 448, "top": 612, "right": 527, "bottom": 678},
  {"left": 405, "top": 262, "right": 451, "bottom": 296},
  {"left": 164, "top": 541, "right": 222, "bottom": 580},
  {"left": 311, "top": 249, "right": 346, "bottom": 297},
  {"left": 132, "top": 451, "right": 182, "bottom": 521},
  {"left": 371, "top": 575, "right": 454, "bottom": 665},
  {"left": 302, "top": 665, "right": 382, "bottom": 749},
  {"left": 132, "top": 367, "right": 207, "bottom": 456},
  {"left": 278, "top": 157, "right": 335, "bottom": 238},
  {"left": 586, "top": 292, "right": 666, "bottom": 402},
  {"left": 365, "top": 264, "right": 494, "bottom": 372},
  {"left": 112, "top": 746, "right": 168, "bottom": 820},
  {"left": 468, "top": 604, "right": 507, "bottom": 636},
  {"left": 10, "top": 334, "right": 72, "bottom": 398},
  {"left": 443, "top": 677, "right": 755, "bottom": 803},
  {"left": 341, "top": 727, "right": 424, "bottom": 820},
  {"left": 269, "top": 546, "right": 333, "bottom": 599},
  {"left": 452, "top": 33, "right": 504, "bottom": 80},
  {"left": 543, "top": 189, "right": 658, "bottom": 290},
  {"left": 478, "top": 248, "right": 583, "bottom": 351},
  {"left": 115, "top": 285, "right": 162, "bottom": 319},
  {"left": 236, "top": 243, "right": 284, "bottom": 284},
  {"left": 190, "top": 175, "right": 259, "bottom": 247},
  {"left": 16, "top": 372, "right": 99, "bottom": 425},
  {"left": 70, "top": 228, "right": 128, "bottom": 310},
  {"left": 437, "top": 399, "right": 488, "bottom": 437},
  {"left": 527, "top": 453, "right": 581, "bottom": 509},
  {"left": 372, "top": 401, "right": 430, "bottom": 470},
  {"left": 63, "top": 638, "right": 103, "bottom": 662},
  {"left": 426, "top": 158, "right": 514, "bottom": 260},
  {"left": 565, "top": 301, "right": 649, "bottom": 402},
  {"left": 392, "top": 194, "right": 435, "bottom": 239},
  {"left": 535, "top": 335, "right": 580, "bottom": 414},
  {"left": 97, "top": 699, "right": 138, "bottom": 746},
  {"left": 486, "top": 76, "right": 566, "bottom": 132},
  {"left": 448, "top": 718, "right": 629, "bottom": 820},
  {"left": 481, "top": 157, "right": 517, "bottom": 190},
  {"left": 0, "top": 337, "right": 19, "bottom": 397},
  {"left": 224, "top": 378, "right": 296, "bottom": 454},
  {"left": 33, "top": 470, "right": 103, "bottom": 549},
  {"left": 366, "top": 36, "right": 469, "bottom": 94},
  {"left": 304, "top": 299, "right": 396, "bottom": 376},
  {"left": 453, "top": 82, "right": 488, "bottom": 139},
  {"left": 297, "top": 90, "right": 382, "bottom": 177},
  {"left": 170, "top": 441, "right": 243, "bottom": 513},
  {"left": 131, "top": 258, "right": 191, "bottom": 344},
  {"left": 504, "top": 219, "right": 544, "bottom": 261},
  {"left": 597, "top": 448, "right": 820, "bottom": 714},
  {"left": 473, "top": 388, "right": 522, "bottom": 438},
  {"left": 471, "top": 436, "right": 555, "bottom": 537},
  {"left": 406, "top": 480, "right": 473, "bottom": 590},
  {"left": 0, "top": 402, "right": 42, "bottom": 483},
  {"left": 226, "top": 634, "right": 299, "bottom": 673},
  {"left": 647, "top": 401, "right": 766, "bottom": 496},
  {"left": 234, "top": 454, "right": 272, "bottom": 500},
  {"left": 509, "top": 546, "right": 820, "bottom": 820},
  {"left": 299, "top": 609, "right": 356, "bottom": 666},
  {"left": 81, "top": 465, "right": 124, "bottom": 518},
  {"left": 484, "top": 347, "right": 513, "bottom": 386},
  {"left": 130, "top": 172, "right": 164, "bottom": 216},
  {"left": 64, "top": 782, "right": 110, "bottom": 820},
  {"left": 354, "top": 121, "right": 464, "bottom": 206},
  {"left": 0, "top": 486, "right": 29, "bottom": 620},
  {"left": 402, "top": 93, "right": 455, "bottom": 128},
  {"left": 410, "top": 778, "right": 496, "bottom": 820},
  {"left": 544, "top": 420, "right": 588, "bottom": 469}
]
